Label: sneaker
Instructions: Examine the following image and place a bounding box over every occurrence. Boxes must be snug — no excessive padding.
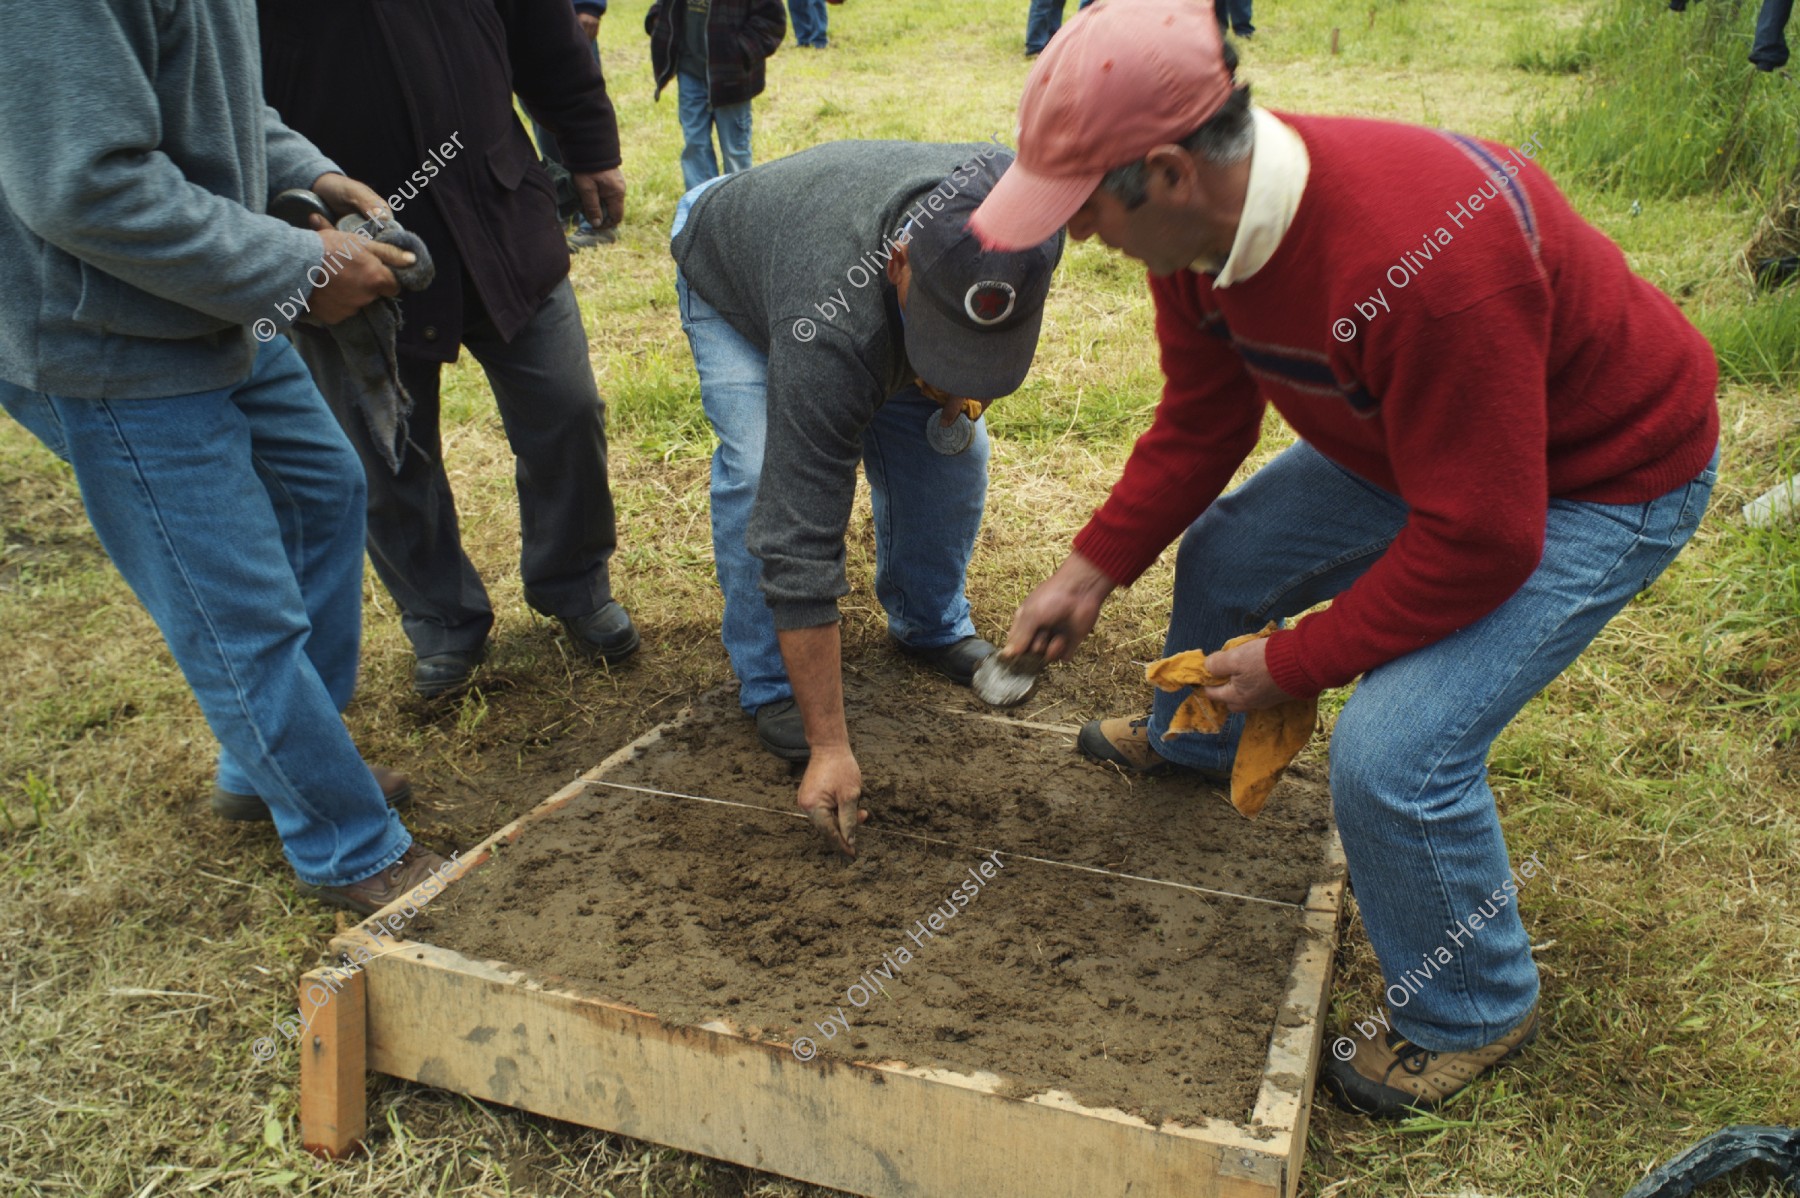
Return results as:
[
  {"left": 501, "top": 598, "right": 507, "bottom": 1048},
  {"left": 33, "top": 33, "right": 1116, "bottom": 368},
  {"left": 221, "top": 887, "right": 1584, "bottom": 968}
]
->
[
  {"left": 1321, "top": 1005, "right": 1540, "bottom": 1118},
  {"left": 1077, "top": 716, "right": 1231, "bottom": 781},
  {"left": 211, "top": 765, "right": 414, "bottom": 823},
  {"left": 892, "top": 635, "right": 993, "bottom": 686},
  {"left": 755, "top": 698, "right": 810, "bottom": 762},
  {"left": 413, "top": 643, "right": 487, "bottom": 699},
  {"left": 560, "top": 600, "right": 640, "bottom": 664},
  {"left": 567, "top": 225, "right": 618, "bottom": 250},
  {"left": 296, "top": 844, "right": 451, "bottom": 917}
]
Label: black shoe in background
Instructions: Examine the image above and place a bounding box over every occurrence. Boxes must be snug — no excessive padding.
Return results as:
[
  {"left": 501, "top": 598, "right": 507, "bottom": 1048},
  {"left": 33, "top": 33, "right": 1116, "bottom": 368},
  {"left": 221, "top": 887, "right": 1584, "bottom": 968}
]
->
[
  {"left": 560, "top": 600, "right": 640, "bottom": 664},
  {"left": 414, "top": 644, "right": 487, "bottom": 699}
]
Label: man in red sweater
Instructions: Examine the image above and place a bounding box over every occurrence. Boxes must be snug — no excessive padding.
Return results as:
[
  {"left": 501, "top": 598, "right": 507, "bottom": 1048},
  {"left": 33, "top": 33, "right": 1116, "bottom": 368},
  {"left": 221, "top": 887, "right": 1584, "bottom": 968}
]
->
[{"left": 971, "top": 0, "right": 1718, "bottom": 1117}]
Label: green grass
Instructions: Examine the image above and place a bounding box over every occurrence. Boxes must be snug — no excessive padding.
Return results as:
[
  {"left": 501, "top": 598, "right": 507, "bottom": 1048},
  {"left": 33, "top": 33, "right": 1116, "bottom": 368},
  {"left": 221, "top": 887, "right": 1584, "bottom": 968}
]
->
[
  {"left": 1532, "top": 0, "right": 1799, "bottom": 199},
  {"left": 3, "top": 0, "right": 1799, "bottom": 1196}
]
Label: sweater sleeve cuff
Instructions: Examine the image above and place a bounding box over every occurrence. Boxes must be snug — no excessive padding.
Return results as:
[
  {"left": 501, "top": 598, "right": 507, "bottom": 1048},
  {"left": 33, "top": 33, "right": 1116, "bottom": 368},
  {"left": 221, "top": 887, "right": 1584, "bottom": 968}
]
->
[
  {"left": 1263, "top": 630, "right": 1329, "bottom": 701},
  {"left": 1070, "top": 523, "right": 1157, "bottom": 589},
  {"left": 769, "top": 598, "right": 842, "bottom": 632}
]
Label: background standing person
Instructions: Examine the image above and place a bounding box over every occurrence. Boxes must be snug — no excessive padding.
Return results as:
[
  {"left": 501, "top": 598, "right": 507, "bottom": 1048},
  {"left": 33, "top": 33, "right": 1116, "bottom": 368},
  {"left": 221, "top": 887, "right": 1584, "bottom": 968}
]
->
[
  {"left": 537, "top": 0, "right": 619, "bottom": 249},
  {"left": 787, "top": 0, "right": 835, "bottom": 48},
  {"left": 648, "top": 0, "right": 787, "bottom": 189},
  {"left": 973, "top": 0, "right": 1718, "bottom": 1118},
  {"left": 1214, "top": 0, "right": 1255, "bottom": 38},
  {"left": 1751, "top": 0, "right": 1793, "bottom": 69},
  {"left": 259, "top": 0, "right": 640, "bottom": 701},
  {"left": 670, "top": 143, "right": 1063, "bottom": 857},
  {"left": 0, "top": 0, "right": 447, "bottom": 913},
  {"left": 1026, "top": 0, "right": 1094, "bottom": 56}
]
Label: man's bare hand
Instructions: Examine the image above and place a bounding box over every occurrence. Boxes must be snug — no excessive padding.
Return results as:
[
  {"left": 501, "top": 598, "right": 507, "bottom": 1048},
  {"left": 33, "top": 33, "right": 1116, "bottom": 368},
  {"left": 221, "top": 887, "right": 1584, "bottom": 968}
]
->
[
  {"left": 307, "top": 227, "right": 414, "bottom": 324},
  {"left": 577, "top": 10, "right": 601, "bottom": 38},
  {"left": 796, "top": 746, "right": 867, "bottom": 858},
  {"left": 573, "top": 167, "right": 625, "bottom": 231},
  {"left": 1200, "top": 636, "right": 1293, "bottom": 713},
  {"left": 310, "top": 171, "right": 391, "bottom": 223},
  {"left": 1004, "top": 551, "right": 1116, "bottom": 663}
]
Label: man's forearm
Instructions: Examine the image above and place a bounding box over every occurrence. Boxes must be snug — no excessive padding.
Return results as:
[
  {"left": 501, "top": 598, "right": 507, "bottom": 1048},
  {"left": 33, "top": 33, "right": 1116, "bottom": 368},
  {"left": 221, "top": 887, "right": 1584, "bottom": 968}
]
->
[{"left": 776, "top": 624, "right": 850, "bottom": 752}]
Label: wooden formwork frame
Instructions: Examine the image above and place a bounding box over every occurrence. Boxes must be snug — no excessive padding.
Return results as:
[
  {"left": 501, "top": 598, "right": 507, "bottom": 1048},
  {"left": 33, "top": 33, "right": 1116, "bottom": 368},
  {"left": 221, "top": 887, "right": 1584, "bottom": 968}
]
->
[{"left": 300, "top": 718, "right": 1346, "bottom": 1198}]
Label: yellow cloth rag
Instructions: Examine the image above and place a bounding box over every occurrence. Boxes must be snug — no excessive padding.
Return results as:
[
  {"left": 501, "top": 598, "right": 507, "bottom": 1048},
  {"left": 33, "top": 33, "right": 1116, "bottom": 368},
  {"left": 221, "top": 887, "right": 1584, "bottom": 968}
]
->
[{"left": 1144, "top": 624, "right": 1317, "bottom": 818}]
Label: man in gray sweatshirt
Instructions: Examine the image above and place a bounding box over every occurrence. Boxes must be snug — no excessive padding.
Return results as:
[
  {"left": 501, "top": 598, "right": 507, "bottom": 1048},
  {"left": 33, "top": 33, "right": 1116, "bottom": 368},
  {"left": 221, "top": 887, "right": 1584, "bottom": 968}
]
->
[
  {"left": 671, "top": 141, "right": 1064, "bottom": 856},
  {"left": 0, "top": 0, "right": 447, "bottom": 914}
]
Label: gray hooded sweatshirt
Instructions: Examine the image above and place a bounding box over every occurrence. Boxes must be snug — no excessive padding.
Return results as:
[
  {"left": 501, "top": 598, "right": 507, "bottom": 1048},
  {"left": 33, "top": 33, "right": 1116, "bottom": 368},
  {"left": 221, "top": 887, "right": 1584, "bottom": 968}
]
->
[{"left": 0, "top": 0, "right": 337, "bottom": 399}]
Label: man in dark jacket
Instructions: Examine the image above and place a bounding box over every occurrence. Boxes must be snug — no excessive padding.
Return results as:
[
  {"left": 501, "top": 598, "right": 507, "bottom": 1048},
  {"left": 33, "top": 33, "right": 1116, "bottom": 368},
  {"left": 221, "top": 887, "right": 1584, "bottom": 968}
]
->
[
  {"left": 259, "top": 0, "right": 639, "bottom": 699},
  {"left": 648, "top": 0, "right": 786, "bottom": 189}
]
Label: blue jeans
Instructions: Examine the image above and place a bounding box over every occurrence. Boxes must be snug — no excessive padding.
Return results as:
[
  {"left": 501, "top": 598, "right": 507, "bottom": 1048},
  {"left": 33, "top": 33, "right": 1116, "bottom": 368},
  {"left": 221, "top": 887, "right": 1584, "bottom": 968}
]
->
[
  {"left": 671, "top": 180, "right": 987, "bottom": 712},
  {"left": 1752, "top": 0, "right": 1793, "bottom": 67},
  {"left": 0, "top": 340, "right": 412, "bottom": 887},
  {"left": 676, "top": 72, "right": 754, "bottom": 192},
  {"left": 1026, "top": 0, "right": 1094, "bottom": 53},
  {"left": 788, "top": 0, "right": 829, "bottom": 46},
  {"left": 1214, "top": 0, "right": 1254, "bottom": 35},
  {"left": 1143, "top": 441, "right": 1716, "bottom": 1050}
]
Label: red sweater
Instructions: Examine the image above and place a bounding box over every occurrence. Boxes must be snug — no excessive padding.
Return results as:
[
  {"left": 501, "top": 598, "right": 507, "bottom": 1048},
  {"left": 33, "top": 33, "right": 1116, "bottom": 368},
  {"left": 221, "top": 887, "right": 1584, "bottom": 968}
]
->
[{"left": 1073, "top": 113, "right": 1719, "bottom": 700}]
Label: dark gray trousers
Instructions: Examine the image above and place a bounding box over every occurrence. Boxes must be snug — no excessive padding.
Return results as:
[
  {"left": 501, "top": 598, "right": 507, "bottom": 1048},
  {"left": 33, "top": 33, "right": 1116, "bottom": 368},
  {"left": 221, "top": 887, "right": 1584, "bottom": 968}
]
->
[{"left": 298, "top": 276, "right": 617, "bottom": 658}]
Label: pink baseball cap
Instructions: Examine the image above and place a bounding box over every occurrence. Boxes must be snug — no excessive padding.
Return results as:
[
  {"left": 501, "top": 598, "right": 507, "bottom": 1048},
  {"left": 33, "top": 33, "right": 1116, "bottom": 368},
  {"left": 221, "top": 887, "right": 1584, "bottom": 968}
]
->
[{"left": 970, "top": 0, "right": 1235, "bottom": 251}]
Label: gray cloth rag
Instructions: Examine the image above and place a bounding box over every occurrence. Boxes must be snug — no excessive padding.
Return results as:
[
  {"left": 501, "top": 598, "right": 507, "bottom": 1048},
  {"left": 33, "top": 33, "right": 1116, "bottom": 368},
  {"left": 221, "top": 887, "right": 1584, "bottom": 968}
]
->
[{"left": 294, "top": 214, "right": 436, "bottom": 473}]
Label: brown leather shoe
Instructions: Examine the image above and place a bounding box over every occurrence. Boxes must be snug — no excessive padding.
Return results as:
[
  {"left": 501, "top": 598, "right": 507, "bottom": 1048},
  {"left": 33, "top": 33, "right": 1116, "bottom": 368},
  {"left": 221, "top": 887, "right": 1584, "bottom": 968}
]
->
[
  {"left": 211, "top": 765, "right": 413, "bottom": 822},
  {"left": 296, "top": 844, "right": 451, "bottom": 917},
  {"left": 1321, "top": 1005, "right": 1540, "bottom": 1118}
]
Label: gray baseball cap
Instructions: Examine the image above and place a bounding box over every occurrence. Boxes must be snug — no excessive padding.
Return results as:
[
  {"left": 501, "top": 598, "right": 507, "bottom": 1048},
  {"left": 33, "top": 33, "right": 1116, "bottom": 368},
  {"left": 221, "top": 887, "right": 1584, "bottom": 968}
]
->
[{"left": 903, "top": 151, "right": 1066, "bottom": 400}]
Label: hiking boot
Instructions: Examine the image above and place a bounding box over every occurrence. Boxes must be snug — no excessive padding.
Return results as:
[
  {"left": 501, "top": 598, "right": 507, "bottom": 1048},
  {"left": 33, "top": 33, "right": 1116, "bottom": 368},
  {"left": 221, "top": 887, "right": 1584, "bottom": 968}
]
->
[
  {"left": 212, "top": 765, "right": 414, "bottom": 823},
  {"left": 1321, "top": 1005, "right": 1540, "bottom": 1118},
  {"left": 414, "top": 644, "right": 486, "bottom": 699},
  {"left": 893, "top": 635, "right": 993, "bottom": 686},
  {"left": 1078, "top": 716, "right": 1230, "bottom": 781},
  {"left": 1079, "top": 715, "right": 1177, "bottom": 775},
  {"left": 561, "top": 600, "right": 640, "bottom": 664},
  {"left": 296, "top": 844, "right": 452, "bottom": 917},
  {"left": 755, "top": 698, "right": 810, "bottom": 762}
]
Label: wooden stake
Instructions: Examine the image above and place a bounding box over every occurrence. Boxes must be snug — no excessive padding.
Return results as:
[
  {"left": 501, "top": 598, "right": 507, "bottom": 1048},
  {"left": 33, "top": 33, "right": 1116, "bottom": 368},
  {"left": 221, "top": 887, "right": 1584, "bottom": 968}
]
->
[
  {"left": 299, "top": 964, "right": 367, "bottom": 1159},
  {"left": 1330, "top": 27, "right": 1341, "bottom": 54},
  {"left": 1368, "top": 6, "right": 1377, "bottom": 28}
]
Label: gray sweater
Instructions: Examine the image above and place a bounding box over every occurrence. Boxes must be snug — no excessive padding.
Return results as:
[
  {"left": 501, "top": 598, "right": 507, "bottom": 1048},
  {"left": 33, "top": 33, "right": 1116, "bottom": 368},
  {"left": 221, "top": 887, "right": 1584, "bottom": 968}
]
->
[
  {"left": 672, "top": 139, "right": 1006, "bottom": 630},
  {"left": 0, "top": 0, "right": 337, "bottom": 399}
]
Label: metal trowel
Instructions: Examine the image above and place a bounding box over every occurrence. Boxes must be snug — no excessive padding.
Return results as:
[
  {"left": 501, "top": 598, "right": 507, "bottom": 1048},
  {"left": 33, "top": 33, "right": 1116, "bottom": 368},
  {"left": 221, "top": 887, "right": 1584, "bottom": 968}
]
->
[{"left": 972, "top": 649, "right": 1047, "bottom": 708}]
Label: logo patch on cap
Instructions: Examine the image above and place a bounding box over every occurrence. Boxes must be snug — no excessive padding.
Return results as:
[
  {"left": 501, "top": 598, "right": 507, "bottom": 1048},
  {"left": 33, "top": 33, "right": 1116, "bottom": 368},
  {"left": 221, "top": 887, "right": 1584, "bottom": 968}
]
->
[{"left": 964, "top": 281, "right": 1017, "bottom": 326}]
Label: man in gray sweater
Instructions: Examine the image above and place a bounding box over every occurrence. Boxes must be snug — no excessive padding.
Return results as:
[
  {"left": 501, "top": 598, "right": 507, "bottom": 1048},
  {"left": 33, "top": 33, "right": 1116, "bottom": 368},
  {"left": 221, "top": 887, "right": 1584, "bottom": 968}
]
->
[
  {"left": 0, "top": 0, "right": 447, "bottom": 913},
  {"left": 671, "top": 141, "right": 1063, "bottom": 856}
]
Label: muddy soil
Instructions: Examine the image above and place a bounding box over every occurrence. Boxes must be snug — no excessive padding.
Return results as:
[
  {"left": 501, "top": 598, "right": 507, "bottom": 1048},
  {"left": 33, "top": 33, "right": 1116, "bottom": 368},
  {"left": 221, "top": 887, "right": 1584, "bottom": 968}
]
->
[{"left": 416, "top": 663, "right": 1338, "bottom": 1128}]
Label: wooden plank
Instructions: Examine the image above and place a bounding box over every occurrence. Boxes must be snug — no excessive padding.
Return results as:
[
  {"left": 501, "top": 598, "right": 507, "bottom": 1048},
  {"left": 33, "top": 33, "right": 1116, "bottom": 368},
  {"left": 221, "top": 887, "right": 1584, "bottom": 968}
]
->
[
  {"left": 298, "top": 964, "right": 367, "bottom": 1158},
  {"left": 333, "top": 930, "right": 1289, "bottom": 1198},
  {"left": 1250, "top": 878, "right": 1342, "bottom": 1198},
  {"left": 315, "top": 706, "right": 1343, "bottom": 1198}
]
